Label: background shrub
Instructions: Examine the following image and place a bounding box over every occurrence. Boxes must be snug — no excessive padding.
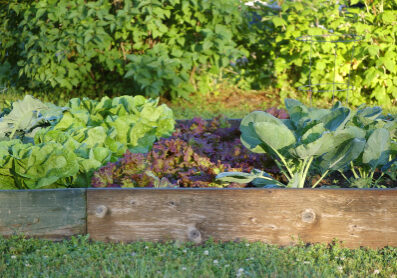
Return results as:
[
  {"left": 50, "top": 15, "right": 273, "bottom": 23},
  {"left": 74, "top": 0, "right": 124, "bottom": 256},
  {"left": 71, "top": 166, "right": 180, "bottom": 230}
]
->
[
  {"left": 237, "top": 0, "right": 397, "bottom": 106},
  {"left": 0, "top": 0, "right": 396, "bottom": 107},
  {"left": 0, "top": 0, "right": 247, "bottom": 99}
]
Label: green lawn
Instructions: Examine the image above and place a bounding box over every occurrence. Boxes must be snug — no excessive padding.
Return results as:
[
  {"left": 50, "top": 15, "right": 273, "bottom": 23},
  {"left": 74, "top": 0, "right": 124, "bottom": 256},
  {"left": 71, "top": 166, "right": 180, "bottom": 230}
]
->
[{"left": 1, "top": 235, "right": 397, "bottom": 277}]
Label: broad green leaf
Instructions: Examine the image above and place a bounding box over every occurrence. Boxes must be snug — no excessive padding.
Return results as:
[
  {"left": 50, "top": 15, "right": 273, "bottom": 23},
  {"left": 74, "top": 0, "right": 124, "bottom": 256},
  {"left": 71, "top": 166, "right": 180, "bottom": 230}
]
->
[
  {"left": 300, "top": 122, "right": 326, "bottom": 144},
  {"left": 318, "top": 107, "right": 351, "bottom": 131},
  {"left": 216, "top": 171, "right": 258, "bottom": 184},
  {"left": 362, "top": 128, "right": 391, "bottom": 170},
  {"left": 0, "top": 95, "right": 56, "bottom": 140},
  {"left": 353, "top": 106, "right": 383, "bottom": 128},
  {"left": 253, "top": 121, "right": 296, "bottom": 153},
  {"left": 216, "top": 169, "right": 284, "bottom": 187},
  {"left": 284, "top": 98, "right": 303, "bottom": 111},
  {"left": 240, "top": 111, "right": 290, "bottom": 154},
  {"left": 294, "top": 126, "right": 365, "bottom": 159},
  {"left": 272, "top": 16, "right": 286, "bottom": 27},
  {"left": 318, "top": 137, "right": 366, "bottom": 173}
]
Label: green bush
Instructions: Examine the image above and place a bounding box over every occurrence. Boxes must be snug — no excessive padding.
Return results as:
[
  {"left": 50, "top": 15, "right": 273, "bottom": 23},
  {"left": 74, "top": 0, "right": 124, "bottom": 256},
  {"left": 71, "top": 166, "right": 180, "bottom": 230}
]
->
[
  {"left": 237, "top": 0, "right": 397, "bottom": 106},
  {"left": 0, "top": 0, "right": 247, "bottom": 98},
  {"left": 1, "top": 0, "right": 395, "bottom": 106}
]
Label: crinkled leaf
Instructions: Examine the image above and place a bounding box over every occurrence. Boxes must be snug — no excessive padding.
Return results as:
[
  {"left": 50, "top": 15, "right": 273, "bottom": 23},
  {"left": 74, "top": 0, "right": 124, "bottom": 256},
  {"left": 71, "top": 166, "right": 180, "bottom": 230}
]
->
[
  {"left": 0, "top": 95, "right": 48, "bottom": 140},
  {"left": 53, "top": 111, "right": 89, "bottom": 130},
  {"left": 82, "top": 126, "right": 108, "bottom": 148},
  {"left": 13, "top": 142, "right": 79, "bottom": 189}
]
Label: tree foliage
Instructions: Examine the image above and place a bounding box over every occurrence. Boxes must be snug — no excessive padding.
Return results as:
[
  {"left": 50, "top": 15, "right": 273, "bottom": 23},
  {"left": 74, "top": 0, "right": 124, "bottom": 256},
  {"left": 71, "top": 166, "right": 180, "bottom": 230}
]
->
[{"left": 0, "top": 0, "right": 395, "bottom": 106}]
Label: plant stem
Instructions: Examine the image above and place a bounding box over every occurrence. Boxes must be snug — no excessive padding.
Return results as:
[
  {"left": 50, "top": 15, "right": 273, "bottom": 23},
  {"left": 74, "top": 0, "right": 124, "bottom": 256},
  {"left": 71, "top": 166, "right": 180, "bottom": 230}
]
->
[
  {"left": 370, "top": 170, "right": 375, "bottom": 180},
  {"left": 300, "top": 156, "right": 313, "bottom": 188},
  {"left": 275, "top": 160, "right": 291, "bottom": 182},
  {"left": 312, "top": 170, "right": 329, "bottom": 188},
  {"left": 339, "top": 170, "right": 349, "bottom": 182},
  {"left": 272, "top": 148, "right": 293, "bottom": 180},
  {"left": 350, "top": 161, "right": 359, "bottom": 179}
]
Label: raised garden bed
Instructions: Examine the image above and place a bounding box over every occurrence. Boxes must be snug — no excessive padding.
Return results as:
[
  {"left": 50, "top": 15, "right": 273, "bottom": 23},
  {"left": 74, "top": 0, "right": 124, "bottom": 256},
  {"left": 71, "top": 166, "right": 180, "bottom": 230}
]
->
[
  {"left": 0, "top": 95, "right": 396, "bottom": 249},
  {"left": 2, "top": 187, "right": 397, "bottom": 249}
]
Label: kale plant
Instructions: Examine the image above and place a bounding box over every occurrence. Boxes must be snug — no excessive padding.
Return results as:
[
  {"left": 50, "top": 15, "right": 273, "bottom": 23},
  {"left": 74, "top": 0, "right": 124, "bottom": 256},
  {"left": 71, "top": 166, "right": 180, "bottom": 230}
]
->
[{"left": 217, "top": 99, "right": 396, "bottom": 188}]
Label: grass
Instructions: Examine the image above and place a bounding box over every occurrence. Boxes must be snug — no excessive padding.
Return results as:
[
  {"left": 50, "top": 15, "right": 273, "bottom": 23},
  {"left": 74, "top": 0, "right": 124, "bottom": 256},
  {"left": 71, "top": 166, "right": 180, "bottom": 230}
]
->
[{"left": 1, "top": 235, "right": 397, "bottom": 277}]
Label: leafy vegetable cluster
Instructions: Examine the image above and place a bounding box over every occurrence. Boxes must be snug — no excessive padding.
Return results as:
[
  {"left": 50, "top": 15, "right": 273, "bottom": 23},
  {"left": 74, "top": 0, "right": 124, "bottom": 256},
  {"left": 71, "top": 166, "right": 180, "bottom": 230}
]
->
[
  {"left": 217, "top": 99, "right": 396, "bottom": 188},
  {"left": 92, "top": 113, "right": 288, "bottom": 188},
  {"left": 0, "top": 95, "right": 174, "bottom": 189}
]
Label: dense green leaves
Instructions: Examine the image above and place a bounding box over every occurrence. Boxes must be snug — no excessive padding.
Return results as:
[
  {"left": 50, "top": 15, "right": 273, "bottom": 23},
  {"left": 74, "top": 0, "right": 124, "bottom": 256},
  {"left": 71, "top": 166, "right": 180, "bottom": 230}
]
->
[
  {"left": 0, "top": 0, "right": 247, "bottom": 99},
  {"left": 1, "top": 0, "right": 394, "bottom": 105},
  {"left": 0, "top": 95, "right": 175, "bottom": 189},
  {"left": 217, "top": 98, "right": 396, "bottom": 188},
  {"left": 237, "top": 0, "right": 397, "bottom": 106},
  {"left": 0, "top": 95, "right": 65, "bottom": 143}
]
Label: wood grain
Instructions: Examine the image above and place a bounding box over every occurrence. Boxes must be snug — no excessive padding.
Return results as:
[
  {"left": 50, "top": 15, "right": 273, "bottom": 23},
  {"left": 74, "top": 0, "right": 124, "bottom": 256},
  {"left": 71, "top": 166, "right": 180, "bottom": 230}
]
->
[
  {"left": 87, "top": 188, "right": 397, "bottom": 248},
  {"left": 0, "top": 189, "right": 86, "bottom": 240}
]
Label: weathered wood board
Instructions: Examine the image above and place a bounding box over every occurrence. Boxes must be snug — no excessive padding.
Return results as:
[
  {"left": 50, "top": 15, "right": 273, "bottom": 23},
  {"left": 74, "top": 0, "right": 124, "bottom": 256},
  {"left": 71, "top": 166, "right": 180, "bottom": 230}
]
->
[
  {"left": 0, "top": 189, "right": 86, "bottom": 240},
  {"left": 87, "top": 188, "right": 397, "bottom": 248}
]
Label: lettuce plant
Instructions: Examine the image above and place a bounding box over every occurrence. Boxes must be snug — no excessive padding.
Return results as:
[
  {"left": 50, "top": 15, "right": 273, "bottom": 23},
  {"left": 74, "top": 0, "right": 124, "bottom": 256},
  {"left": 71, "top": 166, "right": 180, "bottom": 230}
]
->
[
  {"left": 0, "top": 94, "right": 175, "bottom": 189},
  {"left": 92, "top": 115, "right": 282, "bottom": 188},
  {"left": 0, "top": 95, "right": 66, "bottom": 143},
  {"left": 217, "top": 99, "right": 396, "bottom": 188},
  {"left": 0, "top": 139, "right": 80, "bottom": 189}
]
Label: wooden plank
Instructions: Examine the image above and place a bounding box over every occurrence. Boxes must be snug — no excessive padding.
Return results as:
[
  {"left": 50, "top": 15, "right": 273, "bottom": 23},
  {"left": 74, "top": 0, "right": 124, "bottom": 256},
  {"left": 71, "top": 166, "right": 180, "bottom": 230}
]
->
[
  {"left": 0, "top": 189, "right": 86, "bottom": 240},
  {"left": 87, "top": 188, "right": 397, "bottom": 248}
]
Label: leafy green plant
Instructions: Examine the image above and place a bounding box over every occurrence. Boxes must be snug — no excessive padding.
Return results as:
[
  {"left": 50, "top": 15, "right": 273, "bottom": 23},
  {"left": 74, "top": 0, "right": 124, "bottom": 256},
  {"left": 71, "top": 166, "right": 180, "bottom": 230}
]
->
[
  {"left": 341, "top": 106, "right": 397, "bottom": 187},
  {"left": 0, "top": 94, "right": 175, "bottom": 189},
  {"left": 0, "top": 95, "right": 66, "bottom": 143},
  {"left": 217, "top": 99, "right": 396, "bottom": 188}
]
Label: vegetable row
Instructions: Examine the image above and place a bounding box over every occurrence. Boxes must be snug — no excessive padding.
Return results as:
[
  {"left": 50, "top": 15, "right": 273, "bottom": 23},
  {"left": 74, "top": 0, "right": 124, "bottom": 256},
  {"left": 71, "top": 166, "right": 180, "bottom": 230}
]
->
[{"left": 0, "top": 95, "right": 395, "bottom": 189}]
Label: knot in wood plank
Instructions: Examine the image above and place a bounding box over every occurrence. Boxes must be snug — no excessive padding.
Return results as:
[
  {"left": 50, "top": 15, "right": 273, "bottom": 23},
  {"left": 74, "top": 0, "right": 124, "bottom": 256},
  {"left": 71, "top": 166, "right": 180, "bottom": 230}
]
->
[
  {"left": 301, "top": 209, "right": 316, "bottom": 224},
  {"left": 187, "top": 226, "right": 202, "bottom": 244},
  {"left": 95, "top": 205, "right": 108, "bottom": 218}
]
